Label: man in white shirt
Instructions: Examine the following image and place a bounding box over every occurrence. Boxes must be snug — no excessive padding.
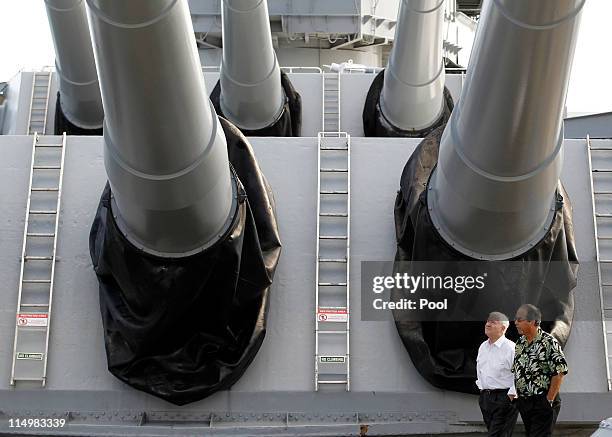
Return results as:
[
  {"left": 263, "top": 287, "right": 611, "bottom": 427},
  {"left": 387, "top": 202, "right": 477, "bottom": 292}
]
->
[{"left": 476, "top": 311, "right": 518, "bottom": 436}]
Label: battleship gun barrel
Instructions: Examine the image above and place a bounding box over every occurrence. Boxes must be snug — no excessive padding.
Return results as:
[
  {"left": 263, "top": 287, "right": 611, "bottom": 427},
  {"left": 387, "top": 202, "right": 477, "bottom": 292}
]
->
[
  {"left": 428, "top": 0, "right": 584, "bottom": 259},
  {"left": 87, "top": 0, "right": 237, "bottom": 256},
  {"left": 219, "top": 0, "right": 285, "bottom": 130},
  {"left": 44, "top": 0, "right": 103, "bottom": 129},
  {"left": 379, "top": 0, "right": 446, "bottom": 131}
]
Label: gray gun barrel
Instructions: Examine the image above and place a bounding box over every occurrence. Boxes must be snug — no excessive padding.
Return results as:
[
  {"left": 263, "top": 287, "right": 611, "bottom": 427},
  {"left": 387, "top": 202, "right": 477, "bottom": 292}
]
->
[
  {"left": 379, "top": 0, "right": 446, "bottom": 131},
  {"left": 428, "top": 0, "right": 584, "bottom": 260},
  {"left": 87, "top": 0, "right": 237, "bottom": 257},
  {"left": 45, "top": 0, "right": 103, "bottom": 129},
  {"left": 219, "top": 0, "right": 285, "bottom": 130}
]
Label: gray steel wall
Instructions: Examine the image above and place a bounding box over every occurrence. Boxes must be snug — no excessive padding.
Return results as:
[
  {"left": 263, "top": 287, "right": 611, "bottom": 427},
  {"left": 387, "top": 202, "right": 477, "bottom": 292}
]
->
[
  {"left": 565, "top": 112, "right": 612, "bottom": 139},
  {"left": 0, "top": 135, "right": 609, "bottom": 426}
]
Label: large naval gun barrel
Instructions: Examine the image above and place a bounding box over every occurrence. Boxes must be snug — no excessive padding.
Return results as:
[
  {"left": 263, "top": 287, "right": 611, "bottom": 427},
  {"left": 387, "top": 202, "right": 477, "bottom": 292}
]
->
[
  {"left": 220, "top": 0, "right": 283, "bottom": 130},
  {"left": 428, "top": 0, "right": 583, "bottom": 260},
  {"left": 44, "top": 0, "right": 103, "bottom": 135},
  {"left": 392, "top": 0, "right": 582, "bottom": 393},
  {"left": 87, "top": 0, "right": 237, "bottom": 255},
  {"left": 87, "top": 0, "right": 281, "bottom": 405},
  {"left": 210, "top": 0, "right": 302, "bottom": 136},
  {"left": 363, "top": 0, "right": 452, "bottom": 137}
]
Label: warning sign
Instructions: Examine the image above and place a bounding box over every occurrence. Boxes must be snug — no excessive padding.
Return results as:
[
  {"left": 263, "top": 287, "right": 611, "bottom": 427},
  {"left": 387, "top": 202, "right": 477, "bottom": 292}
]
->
[
  {"left": 320, "top": 356, "right": 346, "bottom": 363},
  {"left": 17, "top": 313, "right": 48, "bottom": 327},
  {"left": 316, "top": 307, "right": 348, "bottom": 323},
  {"left": 17, "top": 352, "right": 44, "bottom": 360}
]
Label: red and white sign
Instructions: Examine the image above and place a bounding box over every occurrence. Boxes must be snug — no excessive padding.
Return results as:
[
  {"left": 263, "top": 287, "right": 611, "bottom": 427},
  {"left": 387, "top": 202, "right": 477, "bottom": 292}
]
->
[
  {"left": 316, "top": 307, "right": 348, "bottom": 323},
  {"left": 17, "top": 313, "right": 48, "bottom": 327}
]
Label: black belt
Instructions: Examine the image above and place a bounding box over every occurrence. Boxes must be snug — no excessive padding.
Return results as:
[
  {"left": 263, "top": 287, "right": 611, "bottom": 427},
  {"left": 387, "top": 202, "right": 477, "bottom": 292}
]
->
[{"left": 480, "top": 388, "right": 509, "bottom": 394}]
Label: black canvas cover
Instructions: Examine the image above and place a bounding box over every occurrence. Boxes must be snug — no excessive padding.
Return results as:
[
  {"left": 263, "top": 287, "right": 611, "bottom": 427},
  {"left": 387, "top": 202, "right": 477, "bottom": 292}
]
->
[
  {"left": 210, "top": 71, "right": 302, "bottom": 137},
  {"left": 363, "top": 69, "right": 454, "bottom": 138},
  {"left": 89, "top": 119, "right": 281, "bottom": 405},
  {"left": 393, "top": 127, "right": 579, "bottom": 394},
  {"left": 54, "top": 92, "right": 103, "bottom": 136}
]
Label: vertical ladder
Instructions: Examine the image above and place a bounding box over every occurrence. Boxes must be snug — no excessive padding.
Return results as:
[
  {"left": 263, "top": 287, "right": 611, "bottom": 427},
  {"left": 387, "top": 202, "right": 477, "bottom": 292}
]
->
[
  {"left": 323, "top": 73, "right": 341, "bottom": 132},
  {"left": 10, "top": 133, "right": 67, "bottom": 387},
  {"left": 315, "top": 132, "right": 351, "bottom": 391},
  {"left": 27, "top": 72, "right": 53, "bottom": 135},
  {"left": 588, "top": 135, "right": 612, "bottom": 391}
]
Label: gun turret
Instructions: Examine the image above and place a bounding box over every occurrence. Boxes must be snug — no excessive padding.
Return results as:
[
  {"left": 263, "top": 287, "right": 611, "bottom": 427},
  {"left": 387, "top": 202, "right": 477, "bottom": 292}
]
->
[{"left": 45, "top": 0, "right": 103, "bottom": 134}]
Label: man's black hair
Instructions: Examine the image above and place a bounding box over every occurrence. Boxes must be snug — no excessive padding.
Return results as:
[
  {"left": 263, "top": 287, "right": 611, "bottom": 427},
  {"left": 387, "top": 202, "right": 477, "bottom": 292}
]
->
[{"left": 518, "top": 303, "right": 542, "bottom": 326}]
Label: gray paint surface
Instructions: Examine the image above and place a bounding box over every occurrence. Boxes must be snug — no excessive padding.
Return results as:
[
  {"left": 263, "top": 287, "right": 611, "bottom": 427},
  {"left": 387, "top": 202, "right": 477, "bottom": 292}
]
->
[
  {"left": 566, "top": 112, "right": 612, "bottom": 139},
  {"left": 0, "top": 135, "right": 609, "bottom": 427}
]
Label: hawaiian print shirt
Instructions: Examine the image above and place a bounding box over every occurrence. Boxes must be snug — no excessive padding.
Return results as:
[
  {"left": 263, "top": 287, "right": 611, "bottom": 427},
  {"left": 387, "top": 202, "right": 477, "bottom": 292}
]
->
[{"left": 512, "top": 328, "right": 568, "bottom": 397}]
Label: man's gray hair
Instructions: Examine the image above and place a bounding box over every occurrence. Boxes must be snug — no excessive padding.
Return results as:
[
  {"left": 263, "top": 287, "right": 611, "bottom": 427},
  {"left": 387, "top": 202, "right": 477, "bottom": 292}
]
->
[{"left": 488, "top": 311, "right": 510, "bottom": 329}]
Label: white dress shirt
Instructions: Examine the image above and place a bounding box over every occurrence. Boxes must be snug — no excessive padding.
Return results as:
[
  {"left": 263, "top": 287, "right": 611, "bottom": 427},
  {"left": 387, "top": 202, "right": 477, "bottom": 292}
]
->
[{"left": 475, "top": 335, "right": 517, "bottom": 397}]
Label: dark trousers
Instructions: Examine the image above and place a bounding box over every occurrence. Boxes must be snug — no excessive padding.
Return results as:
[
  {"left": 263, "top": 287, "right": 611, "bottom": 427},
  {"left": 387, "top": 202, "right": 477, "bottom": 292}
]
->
[
  {"left": 516, "top": 394, "right": 561, "bottom": 437},
  {"left": 479, "top": 389, "right": 519, "bottom": 437}
]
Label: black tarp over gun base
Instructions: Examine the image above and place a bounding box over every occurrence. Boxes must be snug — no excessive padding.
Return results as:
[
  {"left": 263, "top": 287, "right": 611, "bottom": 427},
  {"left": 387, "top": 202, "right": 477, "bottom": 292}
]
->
[
  {"left": 89, "top": 119, "right": 281, "bottom": 405},
  {"left": 393, "top": 127, "right": 579, "bottom": 394},
  {"left": 210, "top": 71, "right": 302, "bottom": 137},
  {"left": 54, "top": 93, "right": 103, "bottom": 136},
  {"left": 362, "top": 69, "right": 454, "bottom": 138}
]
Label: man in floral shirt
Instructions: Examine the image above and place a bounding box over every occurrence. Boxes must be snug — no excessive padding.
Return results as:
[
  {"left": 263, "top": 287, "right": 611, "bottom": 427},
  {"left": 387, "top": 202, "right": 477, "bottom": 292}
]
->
[{"left": 512, "top": 304, "right": 568, "bottom": 437}]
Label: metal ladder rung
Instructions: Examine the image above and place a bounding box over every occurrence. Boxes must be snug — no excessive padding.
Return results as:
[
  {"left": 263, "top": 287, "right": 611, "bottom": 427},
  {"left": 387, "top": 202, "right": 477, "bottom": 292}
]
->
[
  {"left": 319, "top": 235, "right": 347, "bottom": 240},
  {"left": 319, "top": 258, "right": 347, "bottom": 263},
  {"left": 29, "top": 210, "right": 57, "bottom": 215},
  {"left": 12, "top": 377, "right": 45, "bottom": 382},
  {"left": 31, "top": 188, "right": 59, "bottom": 192},
  {"left": 27, "top": 233, "right": 55, "bottom": 237},
  {"left": 35, "top": 144, "right": 63, "bottom": 148},
  {"left": 22, "top": 279, "right": 51, "bottom": 284},
  {"left": 317, "top": 380, "right": 348, "bottom": 385},
  {"left": 321, "top": 190, "right": 348, "bottom": 195},
  {"left": 318, "top": 282, "right": 347, "bottom": 286},
  {"left": 33, "top": 166, "right": 61, "bottom": 170},
  {"left": 593, "top": 170, "right": 612, "bottom": 173},
  {"left": 24, "top": 256, "right": 54, "bottom": 261},
  {"left": 320, "top": 147, "right": 347, "bottom": 151},
  {"left": 316, "top": 330, "right": 348, "bottom": 334},
  {"left": 20, "top": 303, "right": 49, "bottom": 308},
  {"left": 321, "top": 168, "right": 347, "bottom": 173},
  {"left": 320, "top": 212, "right": 348, "bottom": 217}
]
